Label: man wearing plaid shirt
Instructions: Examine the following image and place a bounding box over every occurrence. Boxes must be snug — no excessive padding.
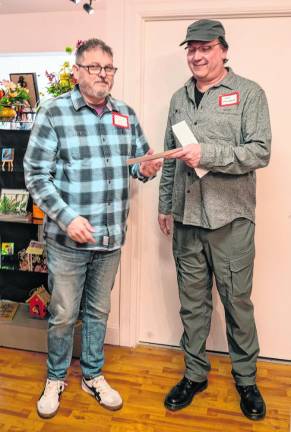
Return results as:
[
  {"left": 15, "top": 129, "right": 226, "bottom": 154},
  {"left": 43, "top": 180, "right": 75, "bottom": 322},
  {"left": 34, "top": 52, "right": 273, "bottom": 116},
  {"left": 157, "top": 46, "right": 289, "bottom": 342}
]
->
[{"left": 24, "top": 38, "right": 161, "bottom": 419}]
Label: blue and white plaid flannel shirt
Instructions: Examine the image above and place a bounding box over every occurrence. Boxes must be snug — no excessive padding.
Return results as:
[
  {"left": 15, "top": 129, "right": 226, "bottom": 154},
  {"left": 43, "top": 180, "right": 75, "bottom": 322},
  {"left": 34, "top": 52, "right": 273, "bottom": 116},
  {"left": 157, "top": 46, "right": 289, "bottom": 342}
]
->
[{"left": 24, "top": 86, "right": 150, "bottom": 250}]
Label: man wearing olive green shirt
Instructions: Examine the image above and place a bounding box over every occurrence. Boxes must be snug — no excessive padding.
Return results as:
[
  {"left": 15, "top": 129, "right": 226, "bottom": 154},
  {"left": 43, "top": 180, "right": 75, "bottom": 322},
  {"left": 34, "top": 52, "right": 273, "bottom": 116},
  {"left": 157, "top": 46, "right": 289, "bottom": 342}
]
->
[{"left": 158, "top": 19, "right": 271, "bottom": 420}]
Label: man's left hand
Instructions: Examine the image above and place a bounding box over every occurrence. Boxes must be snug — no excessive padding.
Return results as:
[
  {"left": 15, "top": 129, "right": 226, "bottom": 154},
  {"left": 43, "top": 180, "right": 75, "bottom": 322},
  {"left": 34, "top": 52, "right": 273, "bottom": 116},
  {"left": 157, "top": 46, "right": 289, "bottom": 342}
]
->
[
  {"left": 140, "top": 148, "right": 163, "bottom": 177},
  {"left": 165, "top": 143, "right": 201, "bottom": 168}
]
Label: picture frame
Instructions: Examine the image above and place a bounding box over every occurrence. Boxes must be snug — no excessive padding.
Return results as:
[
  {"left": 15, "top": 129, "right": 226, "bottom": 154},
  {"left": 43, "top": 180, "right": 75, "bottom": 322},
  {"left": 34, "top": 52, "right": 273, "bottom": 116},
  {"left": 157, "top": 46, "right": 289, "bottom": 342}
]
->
[
  {"left": 0, "top": 242, "right": 15, "bottom": 270},
  {"left": 0, "top": 188, "right": 29, "bottom": 216},
  {"left": 1, "top": 148, "right": 14, "bottom": 162},
  {"left": 1, "top": 242, "right": 14, "bottom": 256},
  {"left": 1, "top": 148, "right": 15, "bottom": 171},
  {"left": 9, "top": 72, "right": 39, "bottom": 108}
]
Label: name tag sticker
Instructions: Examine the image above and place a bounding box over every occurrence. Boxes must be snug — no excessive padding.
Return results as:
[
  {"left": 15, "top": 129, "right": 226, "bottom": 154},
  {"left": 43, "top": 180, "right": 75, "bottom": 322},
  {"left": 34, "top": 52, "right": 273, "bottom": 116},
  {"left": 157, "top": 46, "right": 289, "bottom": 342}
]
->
[
  {"left": 103, "top": 236, "right": 109, "bottom": 246},
  {"left": 112, "top": 112, "right": 129, "bottom": 128},
  {"left": 219, "top": 91, "right": 240, "bottom": 107}
]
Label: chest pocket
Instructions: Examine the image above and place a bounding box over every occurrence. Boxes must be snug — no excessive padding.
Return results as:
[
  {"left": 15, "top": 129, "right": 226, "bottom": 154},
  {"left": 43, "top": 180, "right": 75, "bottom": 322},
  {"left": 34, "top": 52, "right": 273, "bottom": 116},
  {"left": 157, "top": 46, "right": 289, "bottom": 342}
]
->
[
  {"left": 206, "top": 111, "right": 242, "bottom": 142},
  {"left": 115, "top": 128, "right": 132, "bottom": 157},
  {"left": 170, "top": 107, "right": 194, "bottom": 125},
  {"left": 57, "top": 130, "right": 87, "bottom": 161}
]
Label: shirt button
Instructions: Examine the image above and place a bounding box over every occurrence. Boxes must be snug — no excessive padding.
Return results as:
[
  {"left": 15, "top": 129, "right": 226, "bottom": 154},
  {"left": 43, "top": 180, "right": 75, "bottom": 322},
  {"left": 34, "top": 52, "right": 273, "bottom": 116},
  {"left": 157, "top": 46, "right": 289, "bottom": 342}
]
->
[
  {"left": 194, "top": 121, "right": 198, "bottom": 125},
  {"left": 187, "top": 172, "right": 191, "bottom": 176},
  {"left": 187, "top": 190, "right": 190, "bottom": 193}
]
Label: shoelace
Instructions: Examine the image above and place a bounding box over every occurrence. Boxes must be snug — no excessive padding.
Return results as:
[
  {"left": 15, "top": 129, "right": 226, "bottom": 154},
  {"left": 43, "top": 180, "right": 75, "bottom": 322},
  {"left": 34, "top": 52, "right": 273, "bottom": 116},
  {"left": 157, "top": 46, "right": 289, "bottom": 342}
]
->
[
  {"left": 43, "top": 380, "right": 65, "bottom": 397},
  {"left": 180, "top": 377, "right": 194, "bottom": 387},
  {"left": 90, "top": 376, "right": 111, "bottom": 396},
  {"left": 239, "top": 385, "right": 260, "bottom": 397}
]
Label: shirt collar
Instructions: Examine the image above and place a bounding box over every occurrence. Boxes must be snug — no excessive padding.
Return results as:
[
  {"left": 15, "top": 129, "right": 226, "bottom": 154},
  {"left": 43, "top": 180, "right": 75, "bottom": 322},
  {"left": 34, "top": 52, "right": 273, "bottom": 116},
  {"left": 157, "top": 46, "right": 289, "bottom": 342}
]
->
[
  {"left": 185, "top": 67, "right": 237, "bottom": 97},
  {"left": 70, "top": 85, "right": 120, "bottom": 113}
]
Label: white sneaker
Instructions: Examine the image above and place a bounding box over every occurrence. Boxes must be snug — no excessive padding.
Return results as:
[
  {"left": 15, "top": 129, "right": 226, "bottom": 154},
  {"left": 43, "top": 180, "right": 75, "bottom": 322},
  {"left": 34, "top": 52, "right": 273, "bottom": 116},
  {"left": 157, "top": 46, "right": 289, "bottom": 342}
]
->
[
  {"left": 37, "top": 379, "right": 65, "bottom": 418},
  {"left": 82, "top": 375, "right": 123, "bottom": 411}
]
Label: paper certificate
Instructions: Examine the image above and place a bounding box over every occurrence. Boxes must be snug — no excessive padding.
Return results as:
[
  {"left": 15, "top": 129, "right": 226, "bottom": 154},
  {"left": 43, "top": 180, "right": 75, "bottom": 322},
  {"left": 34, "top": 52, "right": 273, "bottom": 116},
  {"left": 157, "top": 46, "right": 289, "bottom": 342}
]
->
[{"left": 172, "top": 120, "right": 208, "bottom": 178}]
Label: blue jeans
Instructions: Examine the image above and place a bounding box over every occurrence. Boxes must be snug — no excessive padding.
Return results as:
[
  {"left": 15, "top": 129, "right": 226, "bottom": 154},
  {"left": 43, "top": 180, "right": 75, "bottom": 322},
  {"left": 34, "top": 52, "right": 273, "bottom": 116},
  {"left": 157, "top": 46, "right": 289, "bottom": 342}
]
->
[{"left": 46, "top": 238, "right": 121, "bottom": 380}]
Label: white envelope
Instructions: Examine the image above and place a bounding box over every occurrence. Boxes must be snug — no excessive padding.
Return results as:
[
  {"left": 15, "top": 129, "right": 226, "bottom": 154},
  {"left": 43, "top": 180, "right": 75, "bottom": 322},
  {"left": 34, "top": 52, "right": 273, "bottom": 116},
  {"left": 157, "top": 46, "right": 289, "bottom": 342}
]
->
[{"left": 172, "top": 120, "right": 208, "bottom": 178}]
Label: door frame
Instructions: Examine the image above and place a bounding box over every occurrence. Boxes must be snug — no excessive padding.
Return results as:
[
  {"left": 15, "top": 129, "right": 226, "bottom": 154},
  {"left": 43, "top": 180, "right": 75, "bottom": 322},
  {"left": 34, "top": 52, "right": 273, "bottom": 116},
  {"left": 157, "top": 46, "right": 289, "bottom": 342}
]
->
[{"left": 111, "top": 0, "right": 291, "bottom": 347}]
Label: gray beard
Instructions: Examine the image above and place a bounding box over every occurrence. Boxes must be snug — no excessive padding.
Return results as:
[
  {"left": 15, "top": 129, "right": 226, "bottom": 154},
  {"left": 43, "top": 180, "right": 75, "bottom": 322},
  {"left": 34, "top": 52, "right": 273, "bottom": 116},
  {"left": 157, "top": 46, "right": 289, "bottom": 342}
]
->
[
  {"left": 95, "top": 89, "right": 109, "bottom": 99},
  {"left": 80, "top": 82, "right": 111, "bottom": 103}
]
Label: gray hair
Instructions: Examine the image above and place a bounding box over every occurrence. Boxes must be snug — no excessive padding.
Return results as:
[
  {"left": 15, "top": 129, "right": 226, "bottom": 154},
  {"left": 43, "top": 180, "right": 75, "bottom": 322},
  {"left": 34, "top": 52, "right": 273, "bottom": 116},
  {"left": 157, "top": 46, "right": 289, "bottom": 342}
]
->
[
  {"left": 218, "top": 36, "right": 229, "bottom": 64},
  {"left": 75, "top": 38, "right": 113, "bottom": 62}
]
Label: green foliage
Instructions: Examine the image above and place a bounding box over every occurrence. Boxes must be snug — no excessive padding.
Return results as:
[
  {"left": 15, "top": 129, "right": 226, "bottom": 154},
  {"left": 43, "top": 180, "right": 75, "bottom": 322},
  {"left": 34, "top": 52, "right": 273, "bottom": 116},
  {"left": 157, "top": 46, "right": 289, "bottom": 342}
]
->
[
  {"left": 45, "top": 48, "right": 76, "bottom": 97},
  {"left": 46, "top": 79, "right": 75, "bottom": 97},
  {"left": 0, "top": 81, "right": 30, "bottom": 109},
  {"left": 0, "top": 194, "right": 28, "bottom": 215}
]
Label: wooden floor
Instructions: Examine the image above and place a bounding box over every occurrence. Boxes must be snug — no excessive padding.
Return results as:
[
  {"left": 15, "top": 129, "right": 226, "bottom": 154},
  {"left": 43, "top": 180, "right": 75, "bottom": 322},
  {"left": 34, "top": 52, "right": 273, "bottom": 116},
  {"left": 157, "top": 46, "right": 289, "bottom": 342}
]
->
[{"left": 0, "top": 345, "right": 290, "bottom": 432}]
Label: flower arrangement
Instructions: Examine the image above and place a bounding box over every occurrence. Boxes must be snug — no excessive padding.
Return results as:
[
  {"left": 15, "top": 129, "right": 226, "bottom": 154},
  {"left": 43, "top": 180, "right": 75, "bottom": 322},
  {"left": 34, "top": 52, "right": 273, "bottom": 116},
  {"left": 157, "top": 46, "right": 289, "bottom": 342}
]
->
[
  {"left": 45, "top": 47, "right": 76, "bottom": 97},
  {"left": 0, "top": 80, "right": 30, "bottom": 111}
]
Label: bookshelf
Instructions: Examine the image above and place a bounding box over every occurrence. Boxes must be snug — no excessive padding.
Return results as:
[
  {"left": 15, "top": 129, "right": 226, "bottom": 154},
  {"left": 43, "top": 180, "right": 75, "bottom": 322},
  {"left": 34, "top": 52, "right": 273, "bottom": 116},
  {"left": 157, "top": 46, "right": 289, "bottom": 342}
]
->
[{"left": 0, "top": 124, "right": 82, "bottom": 354}]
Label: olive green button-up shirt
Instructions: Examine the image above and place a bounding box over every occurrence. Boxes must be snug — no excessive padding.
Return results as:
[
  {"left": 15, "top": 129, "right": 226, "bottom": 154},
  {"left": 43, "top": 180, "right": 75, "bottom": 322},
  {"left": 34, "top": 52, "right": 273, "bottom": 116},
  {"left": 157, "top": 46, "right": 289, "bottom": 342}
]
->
[{"left": 159, "top": 68, "right": 272, "bottom": 229}]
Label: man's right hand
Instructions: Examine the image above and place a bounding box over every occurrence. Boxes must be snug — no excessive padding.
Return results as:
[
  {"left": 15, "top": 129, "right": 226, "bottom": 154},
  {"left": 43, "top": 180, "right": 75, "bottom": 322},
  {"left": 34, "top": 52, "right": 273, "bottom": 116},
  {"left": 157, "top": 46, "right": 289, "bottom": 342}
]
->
[
  {"left": 67, "top": 216, "right": 96, "bottom": 244},
  {"left": 158, "top": 213, "right": 173, "bottom": 236}
]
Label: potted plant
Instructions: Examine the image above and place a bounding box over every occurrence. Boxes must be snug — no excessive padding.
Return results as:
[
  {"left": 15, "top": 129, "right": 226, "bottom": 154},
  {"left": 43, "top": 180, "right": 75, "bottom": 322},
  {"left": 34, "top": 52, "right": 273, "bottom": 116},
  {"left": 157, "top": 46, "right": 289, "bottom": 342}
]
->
[
  {"left": 45, "top": 47, "right": 76, "bottom": 98},
  {"left": 0, "top": 80, "right": 30, "bottom": 119}
]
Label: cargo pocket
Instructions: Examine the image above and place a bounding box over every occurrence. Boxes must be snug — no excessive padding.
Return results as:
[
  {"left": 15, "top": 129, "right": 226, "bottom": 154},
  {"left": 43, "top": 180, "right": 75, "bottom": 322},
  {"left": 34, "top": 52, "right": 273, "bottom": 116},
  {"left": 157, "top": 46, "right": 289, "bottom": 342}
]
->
[{"left": 229, "top": 248, "right": 255, "bottom": 297}]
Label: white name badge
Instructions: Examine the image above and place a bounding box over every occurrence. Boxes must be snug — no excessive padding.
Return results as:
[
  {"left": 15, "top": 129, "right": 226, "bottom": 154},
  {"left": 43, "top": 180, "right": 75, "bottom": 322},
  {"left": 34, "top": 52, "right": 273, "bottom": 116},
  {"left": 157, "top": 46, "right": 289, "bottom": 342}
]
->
[
  {"left": 103, "top": 236, "right": 109, "bottom": 246},
  {"left": 112, "top": 112, "right": 129, "bottom": 128},
  {"left": 219, "top": 91, "right": 240, "bottom": 107}
]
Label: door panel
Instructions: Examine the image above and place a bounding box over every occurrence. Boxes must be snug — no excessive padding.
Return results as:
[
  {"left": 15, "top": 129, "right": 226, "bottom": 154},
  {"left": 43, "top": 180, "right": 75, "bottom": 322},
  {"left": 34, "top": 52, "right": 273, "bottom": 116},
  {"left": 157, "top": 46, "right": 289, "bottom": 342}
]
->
[{"left": 137, "top": 16, "right": 291, "bottom": 359}]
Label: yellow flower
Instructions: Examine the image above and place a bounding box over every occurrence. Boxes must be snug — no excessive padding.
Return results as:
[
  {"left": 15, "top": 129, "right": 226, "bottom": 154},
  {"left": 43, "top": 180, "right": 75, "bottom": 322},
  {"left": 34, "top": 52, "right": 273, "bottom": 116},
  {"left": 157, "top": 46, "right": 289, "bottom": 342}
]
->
[{"left": 60, "top": 72, "right": 70, "bottom": 80}]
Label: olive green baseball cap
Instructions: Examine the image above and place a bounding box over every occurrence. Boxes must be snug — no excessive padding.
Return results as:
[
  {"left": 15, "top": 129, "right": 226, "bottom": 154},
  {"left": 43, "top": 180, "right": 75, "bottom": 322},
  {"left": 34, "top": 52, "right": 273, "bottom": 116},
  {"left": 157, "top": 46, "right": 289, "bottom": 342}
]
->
[{"left": 180, "top": 19, "right": 225, "bottom": 46}]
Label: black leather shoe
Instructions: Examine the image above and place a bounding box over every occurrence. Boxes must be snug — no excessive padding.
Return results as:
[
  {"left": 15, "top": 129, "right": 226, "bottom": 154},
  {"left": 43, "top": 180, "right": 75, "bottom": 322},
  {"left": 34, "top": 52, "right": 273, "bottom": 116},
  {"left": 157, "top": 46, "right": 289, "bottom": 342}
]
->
[
  {"left": 164, "top": 377, "right": 208, "bottom": 411},
  {"left": 236, "top": 384, "right": 266, "bottom": 420}
]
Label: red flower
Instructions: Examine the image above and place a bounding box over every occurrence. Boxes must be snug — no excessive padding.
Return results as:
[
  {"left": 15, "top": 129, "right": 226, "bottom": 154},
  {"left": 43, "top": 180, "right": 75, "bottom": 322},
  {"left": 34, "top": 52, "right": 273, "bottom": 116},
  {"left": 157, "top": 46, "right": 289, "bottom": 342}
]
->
[{"left": 76, "top": 40, "right": 85, "bottom": 49}]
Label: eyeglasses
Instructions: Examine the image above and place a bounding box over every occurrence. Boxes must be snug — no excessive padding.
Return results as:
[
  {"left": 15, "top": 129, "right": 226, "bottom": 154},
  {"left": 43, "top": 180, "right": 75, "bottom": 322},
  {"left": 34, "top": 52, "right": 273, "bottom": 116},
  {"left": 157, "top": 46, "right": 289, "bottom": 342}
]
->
[
  {"left": 76, "top": 64, "right": 118, "bottom": 76},
  {"left": 186, "top": 43, "right": 221, "bottom": 56}
]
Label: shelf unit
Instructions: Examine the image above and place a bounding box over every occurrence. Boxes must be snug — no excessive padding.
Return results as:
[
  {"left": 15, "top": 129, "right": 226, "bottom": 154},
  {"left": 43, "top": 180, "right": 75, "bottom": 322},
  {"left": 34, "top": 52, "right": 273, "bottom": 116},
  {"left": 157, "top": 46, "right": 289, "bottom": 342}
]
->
[
  {"left": 0, "top": 125, "right": 80, "bottom": 355},
  {"left": 0, "top": 303, "right": 81, "bottom": 356},
  {"left": 0, "top": 127, "right": 47, "bottom": 301}
]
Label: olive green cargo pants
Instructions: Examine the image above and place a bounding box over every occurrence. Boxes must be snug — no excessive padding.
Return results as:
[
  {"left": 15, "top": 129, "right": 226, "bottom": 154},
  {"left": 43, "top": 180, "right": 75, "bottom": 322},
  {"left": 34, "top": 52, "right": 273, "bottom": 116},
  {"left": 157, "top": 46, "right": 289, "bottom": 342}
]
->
[{"left": 173, "top": 218, "right": 259, "bottom": 386}]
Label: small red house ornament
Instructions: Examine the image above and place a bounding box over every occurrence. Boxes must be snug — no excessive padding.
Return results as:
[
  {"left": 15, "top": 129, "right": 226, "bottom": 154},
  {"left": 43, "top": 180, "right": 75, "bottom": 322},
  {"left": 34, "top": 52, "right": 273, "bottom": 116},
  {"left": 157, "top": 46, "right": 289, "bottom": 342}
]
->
[{"left": 26, "top": 285, "right": 50, "bottom": 319}]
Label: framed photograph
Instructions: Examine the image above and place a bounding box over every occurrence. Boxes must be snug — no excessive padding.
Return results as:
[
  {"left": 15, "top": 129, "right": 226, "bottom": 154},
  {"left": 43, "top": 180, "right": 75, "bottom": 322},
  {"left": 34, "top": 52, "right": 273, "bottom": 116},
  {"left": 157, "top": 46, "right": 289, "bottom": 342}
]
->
[
  {"left": 9, "top": 72, "right": 39, "bottom": 108},
  {"left": 1, "top": 148, "right": 15, "bottom": 172},
  {"left": 1, "top": 148, "right": 14, "bottom": 162},
  {"left": 0, "top": 188, "right": 29, "bottom": 216}
]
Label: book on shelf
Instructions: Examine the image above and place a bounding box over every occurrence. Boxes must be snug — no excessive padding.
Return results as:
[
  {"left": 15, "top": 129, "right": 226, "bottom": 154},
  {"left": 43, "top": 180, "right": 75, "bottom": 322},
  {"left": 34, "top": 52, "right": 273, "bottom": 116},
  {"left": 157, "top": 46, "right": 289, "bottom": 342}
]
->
[{"left": 18, "top": 240, "right": 47, "bottom": 273}]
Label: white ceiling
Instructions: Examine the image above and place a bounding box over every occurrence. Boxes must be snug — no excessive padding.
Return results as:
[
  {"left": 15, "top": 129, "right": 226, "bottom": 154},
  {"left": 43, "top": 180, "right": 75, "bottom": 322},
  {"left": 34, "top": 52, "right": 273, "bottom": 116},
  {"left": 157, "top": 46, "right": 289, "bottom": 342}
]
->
[{"left": 0, "top": 0, "right": 104, "bottom": 14}]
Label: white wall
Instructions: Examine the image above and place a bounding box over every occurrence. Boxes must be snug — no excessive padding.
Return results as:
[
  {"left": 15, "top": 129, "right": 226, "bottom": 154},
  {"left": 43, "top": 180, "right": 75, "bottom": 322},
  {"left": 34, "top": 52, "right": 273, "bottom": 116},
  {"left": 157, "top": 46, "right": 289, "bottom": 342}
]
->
[{"left": 0, "top": 10, "right": 106, "bottom": 53}]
